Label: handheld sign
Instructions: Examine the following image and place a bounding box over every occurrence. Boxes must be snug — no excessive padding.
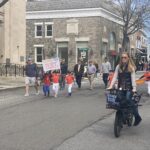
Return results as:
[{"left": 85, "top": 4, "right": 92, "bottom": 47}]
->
[{"left": 42, "top": 58, "right": 60, "bottom": 72}]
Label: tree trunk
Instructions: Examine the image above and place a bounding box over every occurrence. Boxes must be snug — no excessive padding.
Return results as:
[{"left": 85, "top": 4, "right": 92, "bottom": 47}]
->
[{"left": 122, "top": 34, "right": 130, "bottom": 52}]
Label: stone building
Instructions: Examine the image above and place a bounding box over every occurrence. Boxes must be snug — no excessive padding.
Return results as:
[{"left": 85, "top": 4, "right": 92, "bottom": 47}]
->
[
  {"left": 0, "top": 0, "right": 26, "bottom": 65},
  {"left": 26, "top": 0, "right": 123, "bottom": 69},
  {"left": 130, "top": 30, "right": 148, "bottom": 63}
]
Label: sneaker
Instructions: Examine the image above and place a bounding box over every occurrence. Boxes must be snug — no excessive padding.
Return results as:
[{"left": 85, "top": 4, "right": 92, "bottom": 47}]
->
[
  {"left": 68, "top": 93, "right": 72, "bottom": 96},
  {"left": 24, "top": 93, "right": 29, "bottom": 96},
  {"left": 35, "top": 91, "right": 40, "bottom": 95},
  {"left": 134, "top": 116, "right": 142, "bottom": 126},
  {"left": 54, "top": 94, "right": 57, "bottom": 98}
]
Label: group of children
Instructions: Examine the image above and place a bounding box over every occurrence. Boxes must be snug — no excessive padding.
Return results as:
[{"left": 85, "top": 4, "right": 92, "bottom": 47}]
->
[{"left": 42, "top": 70, "right": 74, "bottom": 98}]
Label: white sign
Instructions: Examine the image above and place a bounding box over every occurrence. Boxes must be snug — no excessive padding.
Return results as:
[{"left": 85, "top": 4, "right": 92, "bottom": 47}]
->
[{"left": 42, "top": 58, "right": 60, "bottom": 72}]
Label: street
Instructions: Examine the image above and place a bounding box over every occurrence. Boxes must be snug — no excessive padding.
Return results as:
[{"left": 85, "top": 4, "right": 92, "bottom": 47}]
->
[
  {"left": 0, "top": 79, "right": 149, "bottom": 150},
  {"left": 0, "top": 0, "right": 150, "bottom": 149}
]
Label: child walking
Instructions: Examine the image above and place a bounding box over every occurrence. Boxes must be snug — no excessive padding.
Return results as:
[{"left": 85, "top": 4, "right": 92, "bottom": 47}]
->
[
  {"left": 65, "top": 71, "right": 74, "bottom": 96},
  {"left": 108, "top": 70, "right": 114, "bottom": 86},
  {"left": 52, "top": 70, "right": 60, "bottom": 98},
  {"left": 42, "top": 72, "right": 51, "bottom": 96},
  {"left": 140, "top": 70, "right": 150, "bottom": 96}
]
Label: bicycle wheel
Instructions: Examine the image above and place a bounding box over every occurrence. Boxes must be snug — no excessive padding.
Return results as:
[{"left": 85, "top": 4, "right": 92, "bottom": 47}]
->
[{"left": 114, "top": 111, "right": 122, "bottom": 137}]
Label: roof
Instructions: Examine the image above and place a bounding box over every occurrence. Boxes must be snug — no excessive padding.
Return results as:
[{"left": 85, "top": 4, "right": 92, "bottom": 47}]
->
[{"left": 26, "top": 0, "right": 115, "bottom": 12}]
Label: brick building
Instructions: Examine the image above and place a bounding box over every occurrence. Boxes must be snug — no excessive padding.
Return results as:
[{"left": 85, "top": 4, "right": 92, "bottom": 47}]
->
[{"left": 26, "top": 0, "right": 123, "bottom": 69}]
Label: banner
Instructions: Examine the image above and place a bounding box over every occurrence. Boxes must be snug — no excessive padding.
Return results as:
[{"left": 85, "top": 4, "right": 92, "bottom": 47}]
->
[{"left": 42, "top": 58, "right": 60, "bottom": 72}]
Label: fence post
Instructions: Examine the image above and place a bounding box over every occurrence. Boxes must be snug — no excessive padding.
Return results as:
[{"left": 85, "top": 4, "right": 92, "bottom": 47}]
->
[
  {"left": 15, "top": 64, "right": 16, "bottom": 77},
  {"left": 23, "top": 66, "right": 24, "bottom": 77},
  {"left": 5, "top": 65, "right": 7, "bottom": 77}
]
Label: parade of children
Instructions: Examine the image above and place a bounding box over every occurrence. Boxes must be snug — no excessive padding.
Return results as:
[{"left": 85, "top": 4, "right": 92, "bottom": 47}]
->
[{"left": 27, "top": 57, "right": 150, "bottom": 100}]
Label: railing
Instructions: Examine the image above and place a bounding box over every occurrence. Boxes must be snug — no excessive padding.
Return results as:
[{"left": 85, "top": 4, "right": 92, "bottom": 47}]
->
[{"left": 0, "top": 63, "right": 25, "bottom": 77}]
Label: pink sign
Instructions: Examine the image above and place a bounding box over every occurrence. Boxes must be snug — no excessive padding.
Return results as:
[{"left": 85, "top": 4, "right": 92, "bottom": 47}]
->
[{"left": 42, "top": 58, "right": 60, "bottom": 72}]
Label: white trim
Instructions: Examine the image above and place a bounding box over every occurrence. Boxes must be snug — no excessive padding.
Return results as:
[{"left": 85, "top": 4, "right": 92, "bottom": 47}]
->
[
  {"left": 45, "top": 22, "right": 54, "bottom": 25},
  {"left": 55, "top": 37, "right": 70, "bottom": 42},
  {"left": 34, "top": 22, "right": 43, "bottom": 25},
  {"left": 102, "top": 38, "right": 108, "bottom": 43},
  {"left": 34, "top": 44, "right": 44, "bottom": 47},
  {"left": 75, "top": 37, "right": 90, "bottom": 42},
  {"left": 67, "top": 19, "right": 78, "bottom": 23},
  {"left": 26, "top": 8, "right": 123, "bottom": 25}
]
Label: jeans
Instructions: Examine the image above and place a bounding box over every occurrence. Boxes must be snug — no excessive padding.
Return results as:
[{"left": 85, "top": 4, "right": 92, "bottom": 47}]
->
[
  {"left": 103, "top": 73, "right": 109, "bottom": 87},
  {"left": 43, "top": 85, "right": 50, "bottom": 95},
  {"left": 118, "top": 90, "right": 140, "bottom": 118}
]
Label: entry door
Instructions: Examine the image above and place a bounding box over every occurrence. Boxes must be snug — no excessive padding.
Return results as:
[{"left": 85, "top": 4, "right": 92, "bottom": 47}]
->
[
  {"left": 58, "top": 47, "right": 68, "bottom": 64},
  {"left": 78, "top": 48, "right": 88, "bottom": 65}
]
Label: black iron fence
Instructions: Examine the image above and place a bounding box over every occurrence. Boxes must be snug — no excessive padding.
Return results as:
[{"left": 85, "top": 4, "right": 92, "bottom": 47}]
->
[{"left": 0, "top": 63, "right": 25, "bottom": 77}]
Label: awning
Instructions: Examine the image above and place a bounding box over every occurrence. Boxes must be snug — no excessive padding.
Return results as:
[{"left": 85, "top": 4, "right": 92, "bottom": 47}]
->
[{"left": 109, "top": 50, "right": 118, "bottom": 56}]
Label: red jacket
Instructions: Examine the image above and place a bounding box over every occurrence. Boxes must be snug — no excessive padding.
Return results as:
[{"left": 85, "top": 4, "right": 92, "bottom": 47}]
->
[{"left": 66, "top": 74, "right": 74, "bottom": 84}]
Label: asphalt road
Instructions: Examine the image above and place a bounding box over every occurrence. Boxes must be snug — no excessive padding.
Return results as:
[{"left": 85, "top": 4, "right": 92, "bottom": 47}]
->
[
  {"left": 0, "top": 77, "right": 149, "bottom": 150},
  {"left": 0, "top": 83, "right": 114, "bottom": 150},
  {"left": 55, "top": 99, "right": 150, "bottom": 150}
]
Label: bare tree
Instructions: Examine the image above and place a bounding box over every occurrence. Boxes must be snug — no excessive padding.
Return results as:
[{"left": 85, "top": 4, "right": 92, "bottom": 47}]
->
[
  {"left": 0, "top": 0, "right": 9, "bottom": 8},
  {"left": 111, "top": 0, "right": 150, "bottom": 51}
]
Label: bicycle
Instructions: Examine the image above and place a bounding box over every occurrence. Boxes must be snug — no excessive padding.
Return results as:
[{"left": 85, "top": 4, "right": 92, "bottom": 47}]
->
[{"left": 106, "top": 89, "right": 142, "bottom": 137}]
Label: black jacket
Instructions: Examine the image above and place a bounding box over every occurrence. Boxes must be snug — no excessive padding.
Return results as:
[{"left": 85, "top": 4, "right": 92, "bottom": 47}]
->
[
  {"left": 61, "top": 63, "right": 68, "bottom": 74},
  {"left": 74, "top": 64, "right": 84, "bottom": 76}
]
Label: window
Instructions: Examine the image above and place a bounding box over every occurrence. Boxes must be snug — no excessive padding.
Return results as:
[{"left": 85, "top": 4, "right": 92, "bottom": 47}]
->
[
  {"left": 35, "top": 47, "right": 43, "bottom": 63},
  {"left": 110, "top": 32, "right": 116, "bottom": 50},
  {"left": 35, "top": 23, "right": 43, "bottom": 38},
  {"left": 45, "top": 23, "right": 53, "bottom": 37}
]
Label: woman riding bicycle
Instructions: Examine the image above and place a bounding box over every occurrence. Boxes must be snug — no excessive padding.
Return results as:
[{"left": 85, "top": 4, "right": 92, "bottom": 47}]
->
[{"left": 107, "top": 52, "right": 142, "bottom": 126}]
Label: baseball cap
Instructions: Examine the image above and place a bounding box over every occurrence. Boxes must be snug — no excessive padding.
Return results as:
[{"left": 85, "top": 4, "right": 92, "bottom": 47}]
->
[{"left": 28, "top": 58, "right": 32, "bottom": 61}]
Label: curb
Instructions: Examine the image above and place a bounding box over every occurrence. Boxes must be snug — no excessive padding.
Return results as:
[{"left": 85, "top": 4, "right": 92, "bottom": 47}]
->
[{"left": 0, "top": 85, "right": 25, "bottom": 92}]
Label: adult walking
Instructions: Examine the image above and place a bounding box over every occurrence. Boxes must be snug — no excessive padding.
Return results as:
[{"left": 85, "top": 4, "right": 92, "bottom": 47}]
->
[
  {"left": 87, "top": 60, "right": 96, "bottom": 90},
  {"left": 100, "top": 57, "right": 111, "bottom": 88},
  {"left": 24, "top": 58, "right": 39, "bottom": 96},
  {"left": 108, "top": 52, "right": 142, "bottom": 126},
  {"left": 93, "top": 60, "right": 99, "bottom": 78},
  {"left": 60, "top": 59, "right": 68, "bottom": 90},
  {"left": 74, "top": 60, "right": 84, "bottom": 89}
]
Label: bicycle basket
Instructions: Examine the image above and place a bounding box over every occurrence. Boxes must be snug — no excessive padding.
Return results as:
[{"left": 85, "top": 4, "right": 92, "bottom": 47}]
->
[{"left": 107, "top": 93, "right": 119, "bottom": 104}]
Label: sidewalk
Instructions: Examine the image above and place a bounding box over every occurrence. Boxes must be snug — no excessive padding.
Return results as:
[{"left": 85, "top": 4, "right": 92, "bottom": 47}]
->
[{"left": 0, "top": 76, "right": 25, "bottom": 90}]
